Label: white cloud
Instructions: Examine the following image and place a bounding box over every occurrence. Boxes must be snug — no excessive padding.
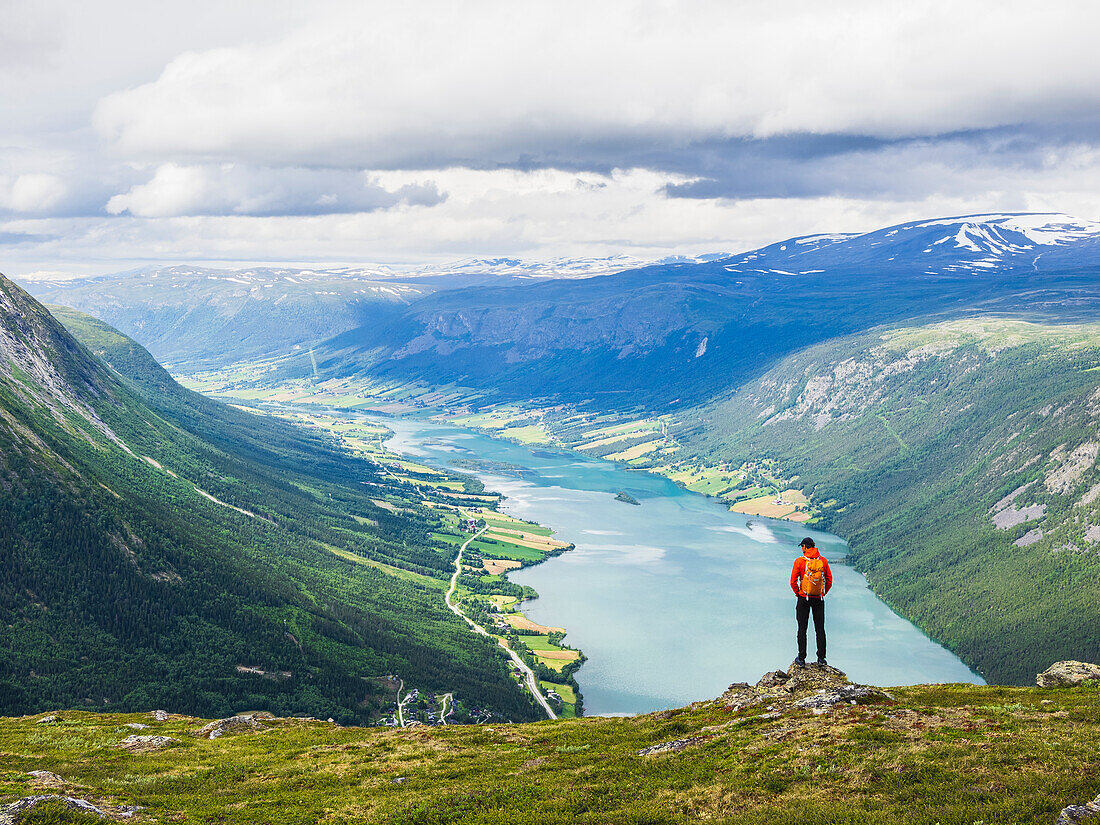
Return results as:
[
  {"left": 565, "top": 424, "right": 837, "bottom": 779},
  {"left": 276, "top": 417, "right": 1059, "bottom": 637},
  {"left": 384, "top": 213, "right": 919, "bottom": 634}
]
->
[
  {"left": 10, "top": 159, "right": 1100, "bottom": 279},
  {"left": 0, "top": 174, "right": 68, "bottom": 213},
  {"left": 93, "top": 0, "right": 1100, "bottom": 168},
  {"left": 5, "top": 0, "right": 1100, "bottom": 270},
  {"left": 106, "top": 163, "right": 444, "bottom": 217}
]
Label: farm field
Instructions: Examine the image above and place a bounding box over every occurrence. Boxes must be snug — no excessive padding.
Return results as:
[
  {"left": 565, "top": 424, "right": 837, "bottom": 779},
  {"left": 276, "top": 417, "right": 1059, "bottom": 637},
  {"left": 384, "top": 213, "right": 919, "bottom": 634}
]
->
[
  {"left": 729, "top": 490, "right": 812, "bottom": 521},
  {"left": 504, "top": 614, "right": 565, "bottom": 634},
  {"left": 604, "top": 440, "right": 664, "bottom": 461},
  {"left": 482, "top": 559, "right": 522, "bottom": 575}
]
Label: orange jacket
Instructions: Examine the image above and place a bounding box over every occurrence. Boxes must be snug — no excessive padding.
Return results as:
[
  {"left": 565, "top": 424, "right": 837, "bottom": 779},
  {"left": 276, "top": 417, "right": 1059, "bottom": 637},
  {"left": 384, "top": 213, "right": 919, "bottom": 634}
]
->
[{"left": 791, "top": 547, "right": 832, "bottom": 597}]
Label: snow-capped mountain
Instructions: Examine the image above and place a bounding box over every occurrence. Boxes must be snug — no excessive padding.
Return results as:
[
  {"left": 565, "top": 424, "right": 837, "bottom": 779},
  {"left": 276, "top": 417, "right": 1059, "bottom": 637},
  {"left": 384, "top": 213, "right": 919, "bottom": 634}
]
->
[{"left": 720, "top": 213, "right": 1100, "bottom": 276}]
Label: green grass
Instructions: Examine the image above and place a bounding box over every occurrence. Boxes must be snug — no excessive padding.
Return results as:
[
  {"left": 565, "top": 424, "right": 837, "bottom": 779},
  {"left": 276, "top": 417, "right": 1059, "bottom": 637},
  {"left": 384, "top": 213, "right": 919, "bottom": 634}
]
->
[
  {"left": 524, "top": 636, "right": 564, "bottom": 652},
  {"left": 479, "top": 513, "right": 554, "bottom": 537},
  {"left": 539, "top": 680, "right": 577, "bottom": 704},
  {"left": 472, "top": 540, "right": 545, "bottom": 562},
  {"left": 500, "top": 425, "right": 551, "bottom": 445},
  {"left": 1, "top": 684, "right": 1098, "bottom": 823}
]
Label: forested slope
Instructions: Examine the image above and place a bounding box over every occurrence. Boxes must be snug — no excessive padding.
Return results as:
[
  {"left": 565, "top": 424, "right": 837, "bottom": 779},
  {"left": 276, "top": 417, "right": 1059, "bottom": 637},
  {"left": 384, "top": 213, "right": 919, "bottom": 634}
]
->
[
  {"left": 680, "top": 318, "right": 1100, "bottom": 684},
  {"left": 0, "top": 276, "right": 537, "bottom": 723}
]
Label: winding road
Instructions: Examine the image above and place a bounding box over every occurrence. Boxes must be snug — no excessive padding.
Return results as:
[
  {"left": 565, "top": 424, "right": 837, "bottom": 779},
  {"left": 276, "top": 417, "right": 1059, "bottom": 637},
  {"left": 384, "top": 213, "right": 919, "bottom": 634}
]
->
[{"left": 446, "top": 523, "right": 558, "bottom": 720}]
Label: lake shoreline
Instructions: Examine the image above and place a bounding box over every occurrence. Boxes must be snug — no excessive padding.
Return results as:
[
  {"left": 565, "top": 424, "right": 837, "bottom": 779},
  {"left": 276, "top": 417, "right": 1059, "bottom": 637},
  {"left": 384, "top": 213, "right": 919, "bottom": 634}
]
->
[{"left": 178, "top": 382, "right": 982, "bottom": 714}]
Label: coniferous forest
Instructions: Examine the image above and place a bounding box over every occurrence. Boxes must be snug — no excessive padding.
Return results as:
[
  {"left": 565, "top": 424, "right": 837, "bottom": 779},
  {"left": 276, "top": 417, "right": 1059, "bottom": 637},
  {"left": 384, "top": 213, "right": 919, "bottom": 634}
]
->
[{"left": 0, "top": 277, "right": 539, "bottom": 723}]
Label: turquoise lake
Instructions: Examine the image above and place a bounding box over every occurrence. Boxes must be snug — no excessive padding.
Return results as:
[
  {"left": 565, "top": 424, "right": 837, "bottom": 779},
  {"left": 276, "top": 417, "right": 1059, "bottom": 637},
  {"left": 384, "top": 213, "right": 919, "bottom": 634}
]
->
[{"left": 380, "top": 414, "right": 983, "bottom": 716}]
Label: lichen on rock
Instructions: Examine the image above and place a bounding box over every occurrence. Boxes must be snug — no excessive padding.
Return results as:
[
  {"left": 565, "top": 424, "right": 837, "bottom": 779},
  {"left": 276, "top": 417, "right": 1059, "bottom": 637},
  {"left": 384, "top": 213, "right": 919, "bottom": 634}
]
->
[{"left": 1037, "top": 660, "right": 1100, "bottom": 688}]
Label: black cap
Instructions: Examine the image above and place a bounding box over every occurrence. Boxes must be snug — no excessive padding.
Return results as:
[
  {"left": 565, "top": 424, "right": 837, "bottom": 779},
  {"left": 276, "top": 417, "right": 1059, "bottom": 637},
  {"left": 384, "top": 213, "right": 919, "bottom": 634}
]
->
[{"left": 799, "top": 537, "right": 815, "bottom": 548}]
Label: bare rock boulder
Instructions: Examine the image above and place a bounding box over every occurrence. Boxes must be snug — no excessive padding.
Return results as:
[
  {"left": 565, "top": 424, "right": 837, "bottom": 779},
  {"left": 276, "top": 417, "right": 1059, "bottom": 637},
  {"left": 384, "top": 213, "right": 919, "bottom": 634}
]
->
[
  {"left": 194, "top": 714, "right": 267, "bottom": 739},
  {"left": 636, "top": 736, "right": 708, "bottom": 756},
  {"left": 755, "top": 670, "right": 789, "bottom": 689},
  {"left": 0, "top": 795, "right": 129, "bottom": 824},
  {"left": 792, "top": 685, "right": 892, "bottom": 713},
  {"left": 151, "top": 710, "right": 170, "bottom": 722},
  {"left": 1058, "top": 793, "right": 1100, "bottom": 825},
  {"left": 1037, "top": 661, "right": 1100, "bottom": 688},
  {"left": 116, "top": 735, "right": 180, "bottom": 752}
]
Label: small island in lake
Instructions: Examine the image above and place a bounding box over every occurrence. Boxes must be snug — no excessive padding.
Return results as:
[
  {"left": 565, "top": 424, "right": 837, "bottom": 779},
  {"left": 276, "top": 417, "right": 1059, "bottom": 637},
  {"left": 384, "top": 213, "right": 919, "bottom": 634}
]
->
[{"left": 615, "top": 491, "right": 641, "bottom": 505}]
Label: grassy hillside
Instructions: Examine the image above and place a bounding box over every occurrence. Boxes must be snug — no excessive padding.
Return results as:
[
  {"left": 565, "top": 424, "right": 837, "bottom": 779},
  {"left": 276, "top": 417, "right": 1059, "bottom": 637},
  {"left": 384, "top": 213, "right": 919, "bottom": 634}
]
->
[
  {"left": 0, "top": 276, "right": 541, "bottom": 723},
  {"left": 680, "top": 318, "right": 1100, "bottom": 685},
  {"left": 0, "top": 669, "right": 1097, "bottom": 823}
]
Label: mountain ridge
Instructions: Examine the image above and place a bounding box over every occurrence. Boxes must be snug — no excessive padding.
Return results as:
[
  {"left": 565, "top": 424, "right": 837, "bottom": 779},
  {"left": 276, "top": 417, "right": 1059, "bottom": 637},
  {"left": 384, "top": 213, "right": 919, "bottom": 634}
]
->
[{"left": 0, "top": 274, "right": 539, "bottom": 722}]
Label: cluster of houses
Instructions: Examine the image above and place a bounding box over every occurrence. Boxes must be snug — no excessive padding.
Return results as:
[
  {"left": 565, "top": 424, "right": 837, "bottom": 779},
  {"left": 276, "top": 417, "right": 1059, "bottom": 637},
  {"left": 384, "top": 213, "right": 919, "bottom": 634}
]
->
[
  {"left": 377, "top": 687, "right": 447, "bottom": 728},
  {"left": 772, "top": 495, "right": 809, "bottom": 512}
]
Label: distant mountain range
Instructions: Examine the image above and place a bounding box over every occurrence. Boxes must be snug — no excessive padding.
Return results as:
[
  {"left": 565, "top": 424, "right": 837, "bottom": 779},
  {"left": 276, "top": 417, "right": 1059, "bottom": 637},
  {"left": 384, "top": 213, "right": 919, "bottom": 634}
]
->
[
  {"left": 719, "top": 213, "right": 1100, "bottom": 276},
  {"left": 19, "top": 254, "right": 720, "bottom": 371},
  {"left": 294, "top": 212, "right": 1100, "bottom": 407},
  {"left": 25, "top": 212, "right": 1100, "bottom": 394}
]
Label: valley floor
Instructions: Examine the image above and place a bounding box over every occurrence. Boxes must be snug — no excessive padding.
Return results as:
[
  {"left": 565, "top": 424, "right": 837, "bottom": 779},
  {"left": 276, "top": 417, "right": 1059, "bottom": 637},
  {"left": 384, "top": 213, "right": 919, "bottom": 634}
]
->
[
  {"left": 235, "top": 404, "right": 586, "bottom": 720},
  {"left": 183, "top": 370, "right": 818, "bottom": 525},
  {"left": 2, "top": 675, "right": 1097, "bottom": 824}
]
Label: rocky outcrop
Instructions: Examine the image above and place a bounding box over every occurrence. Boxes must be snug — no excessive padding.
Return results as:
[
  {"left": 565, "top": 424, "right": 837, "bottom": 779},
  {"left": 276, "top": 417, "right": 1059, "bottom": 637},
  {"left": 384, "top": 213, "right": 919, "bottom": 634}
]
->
[
  {"left": 792, "top": 685, "right": 888, "bottom": 712},
  {"left": 26, "top": 771, "right": 66, "bottom": 789},
  {"left": 636, "top": 737, "right": 707, "bottom": 757},
  {"left": 1058, "top": 794, "right": 1100, "bottom": 825},
  {"left": 116, "top": 735, "right": 179, "bottom": 752},
  {"left": 194, "top": 714, "right": 268, "bottom": 739},
  {"left": 1037, "top": 661, "right": 1100, "bottom": 687},
  {"left": 35, "top": 715, "right": 60, "bottom": 725},
  {"left": 718, "top": 662, "right": 892, "bottom": 715},
  {"left": 0, "top": 794, "right": 141, "bottom": 823},
  {"left": 151, "top": 710, "right": 170, "bottom": 722}
]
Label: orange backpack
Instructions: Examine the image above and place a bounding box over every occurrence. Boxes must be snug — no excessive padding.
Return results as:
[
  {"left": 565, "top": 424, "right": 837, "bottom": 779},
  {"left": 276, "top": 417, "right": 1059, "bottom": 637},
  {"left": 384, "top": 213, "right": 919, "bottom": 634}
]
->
[{"left": 802, "top": 557, "right": 826, "bottom": 597}]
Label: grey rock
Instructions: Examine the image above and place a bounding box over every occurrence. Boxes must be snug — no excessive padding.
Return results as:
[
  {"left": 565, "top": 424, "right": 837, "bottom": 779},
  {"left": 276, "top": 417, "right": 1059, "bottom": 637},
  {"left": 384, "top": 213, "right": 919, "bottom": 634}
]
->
[
  {"left": 116, "top": 734, "right": 180, "bottom": 752},
  {"left": 636, "top": 736, "right": 707, "bottom": 756},
  {"left": 783, "top": 662, "right": 849, "bottom": 691},
  {"left": 151, "top": 709, "right": 169, "bottom": 721},
  {"left": 125, "top": 723, "right": 150, "bottom": 730},
  {"left": 792, "top": 685, "right": 892, "bottom": 712},
  {"left": 0, "top": 794, "right": 136, "bottom": 823},
  {"left": 194, "top": 714, "right": 266, "bottom": 739},
  {"left": 755, "top": 670, "right": 788, "bottom": 689},
  {"left": 35, "top": 715, "right": 60, "bottom": 725},
  {"left": 26, "top": 771, "right": 64, "bottom": 786},
  {"left": 1058, "top": 793, "right": 1100, "bottom": 825},
  {"left": 1037, "top": 661, "right": 1100, "bottom": 688}
]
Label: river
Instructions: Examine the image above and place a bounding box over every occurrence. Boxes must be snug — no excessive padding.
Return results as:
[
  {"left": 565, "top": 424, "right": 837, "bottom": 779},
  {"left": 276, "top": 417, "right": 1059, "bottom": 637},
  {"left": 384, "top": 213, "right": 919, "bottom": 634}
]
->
[{"left": 379, "top": 414, "right": 982, "bottom": 716}]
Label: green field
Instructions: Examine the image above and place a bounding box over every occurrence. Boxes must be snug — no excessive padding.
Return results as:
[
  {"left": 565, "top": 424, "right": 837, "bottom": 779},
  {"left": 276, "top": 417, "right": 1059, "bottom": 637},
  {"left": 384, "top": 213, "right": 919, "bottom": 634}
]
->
[
  {"left": 540, "top": 679, "right": 577, "bottom": 704},
  {"left": 479, "top": 512, "right": 554, "bottom": 536},
  {"left": 500, "top": 424, "right": 551, "bottom": 444},
  {"left": 472, "top": 539, "right": 546, "bottom": 562}
]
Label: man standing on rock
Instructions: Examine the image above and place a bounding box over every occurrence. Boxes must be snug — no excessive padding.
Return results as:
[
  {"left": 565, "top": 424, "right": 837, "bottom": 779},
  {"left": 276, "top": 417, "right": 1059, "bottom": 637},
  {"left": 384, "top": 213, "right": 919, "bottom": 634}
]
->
[{"left": 791, "top": 537, "right": 832, "bottom": 666}]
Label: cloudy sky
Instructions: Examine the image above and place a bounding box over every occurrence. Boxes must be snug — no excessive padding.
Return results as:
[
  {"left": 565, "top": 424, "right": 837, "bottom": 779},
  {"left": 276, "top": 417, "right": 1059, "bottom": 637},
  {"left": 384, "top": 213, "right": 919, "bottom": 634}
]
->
[{"left": 5, "top": 0, "right": 1100, "bottom": 277}]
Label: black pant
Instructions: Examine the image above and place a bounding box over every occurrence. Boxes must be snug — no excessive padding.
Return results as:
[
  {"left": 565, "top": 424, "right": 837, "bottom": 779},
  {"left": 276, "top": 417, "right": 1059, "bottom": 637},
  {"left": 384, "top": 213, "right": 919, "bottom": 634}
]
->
[{"left": 796, "top": 596, "right": 826, "bottom": 660}]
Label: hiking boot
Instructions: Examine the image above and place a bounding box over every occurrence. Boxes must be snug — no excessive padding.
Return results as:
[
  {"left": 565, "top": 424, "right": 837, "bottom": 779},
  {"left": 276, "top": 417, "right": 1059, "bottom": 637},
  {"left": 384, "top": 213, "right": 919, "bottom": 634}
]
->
[
  {"left": 815, "top": 658, "right": 827, "bottom": 666},
  {"left": 794, "top": 657, "right": 806, "bottom": 666}
]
